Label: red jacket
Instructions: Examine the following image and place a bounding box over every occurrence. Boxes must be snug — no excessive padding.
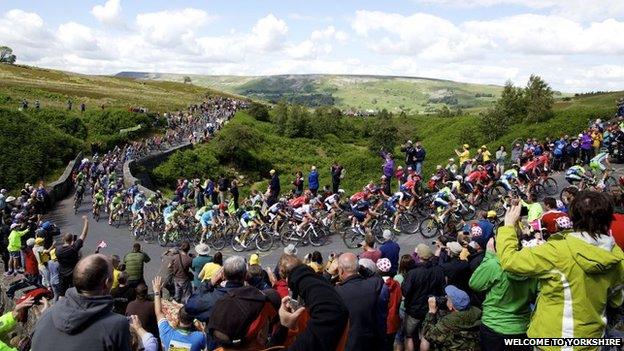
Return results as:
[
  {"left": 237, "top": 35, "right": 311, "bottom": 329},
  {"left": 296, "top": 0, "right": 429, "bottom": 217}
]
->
[
  {"left": 273, "top": 279, "right": 289, "bottom": 298},
  {"left": 24, "top": 247, "right": 39, "bottom": 276},
  {"left": 384, "top": 277, "right": 402, "bottom": 334}
]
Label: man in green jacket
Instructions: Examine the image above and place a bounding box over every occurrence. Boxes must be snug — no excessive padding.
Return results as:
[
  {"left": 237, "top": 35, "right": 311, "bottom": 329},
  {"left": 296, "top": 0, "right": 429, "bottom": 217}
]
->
[
  {"left": 422, "top": 285, "right": 481, "bottom": 351},
  {"left": 498, "top": 191, "right": 624, "bottom": 351},
  {"left": 123, "top": 243, "right": 150, "bottom": 287},
  {"left": 469, "top": 238, "right": 537, "bottom": 351},
  {"left": 0, "top": 296, "right": 35, "bottom": 350},
  {"left": 6, "top": 223, "right": 29, "bottom": 276}
]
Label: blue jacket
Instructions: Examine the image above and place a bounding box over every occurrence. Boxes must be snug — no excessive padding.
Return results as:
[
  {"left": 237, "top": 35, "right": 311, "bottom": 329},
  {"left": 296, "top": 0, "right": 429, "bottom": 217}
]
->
[
  {"left": 477, "top": 219, "right": 494, "bottom": 241},
  {"left": 308, "top": 170, "right": 319, "bottom": 190},
  {"left": 185, "top": 280, "right": 244, "bottom": 322},
  {"left": 379, "top": 240, "right": 400, "bottom": 274}
]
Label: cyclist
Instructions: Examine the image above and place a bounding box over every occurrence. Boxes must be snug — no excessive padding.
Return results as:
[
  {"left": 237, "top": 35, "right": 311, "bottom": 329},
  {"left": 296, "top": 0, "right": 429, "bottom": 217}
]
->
[
  {"left": 589, "top": 147, "right": 611, "bottom": 181},
  {"left": 294, "top": 199, "right": 315, "bottom": 234},
  {"left": 108, "top": 191, "right": 124, "bottom": 225},
  {"left": 163, "top": 201, "right": 180, "bottom": 235},
  {"left": 385, "top": 192, "right": 405, "bottom": 232},
  {"left": 200, "top": 205, "right": 221, "bottom": 239},
  {"left": 267, "top": 198, "right": 290, "bottom": 234},
  {"left": 92, "top": 188, "right": 105, "bottom": 218},
  {"left": 433, "top": 184, "right": 456, "bottom": 221},
  {"left": 323, "top": 189, "right": 345, "bottom": 224},
  {"left": 130, "top": 192, "right": 146, "bottom": 222},
  {"left": 565, "top": 163, "right": 590, "bottom": 186},
  {"left": 235, "top": 206, "right": 263, "bottom": 244},
  {"left": 500, "top": 166, "right": 520, "bottom": 192}
]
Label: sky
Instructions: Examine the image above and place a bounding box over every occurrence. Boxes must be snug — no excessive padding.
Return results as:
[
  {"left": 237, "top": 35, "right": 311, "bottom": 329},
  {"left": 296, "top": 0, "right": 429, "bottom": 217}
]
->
[{"left": 1, "top": 0, "right": 624, "bottom": 92}]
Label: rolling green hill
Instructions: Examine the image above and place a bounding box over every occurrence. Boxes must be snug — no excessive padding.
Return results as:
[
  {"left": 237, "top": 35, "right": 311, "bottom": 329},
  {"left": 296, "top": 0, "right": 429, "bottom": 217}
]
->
[{"left": 116, "top": 72, "right": 507, "bottom": 113}]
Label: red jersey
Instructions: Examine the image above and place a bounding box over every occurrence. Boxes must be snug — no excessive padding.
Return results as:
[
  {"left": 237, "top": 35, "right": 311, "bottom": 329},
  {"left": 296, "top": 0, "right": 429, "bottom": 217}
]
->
[
  {"left": 466, "top": 170, "right": 488, "bottom": 183},
  {"left": 521, "top": 159, "right": 539, "bottom": 172},
  {"left": 350, "top": 191, "right": 367, "bottom": 204},
  {"left": 540, "top": 210, "right": 568, "bottom": 234},
  {"left": 288, "top": 195, "right": 307, "bottom": 208}
]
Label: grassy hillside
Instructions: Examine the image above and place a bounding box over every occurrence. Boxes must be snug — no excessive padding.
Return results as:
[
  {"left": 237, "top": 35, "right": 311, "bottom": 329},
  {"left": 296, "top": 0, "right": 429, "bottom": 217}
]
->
[
  {"left": 0, "top": 64, "right": 233, "bottom": 190},
  {"left": 116, "top": 72, "right": 506, "bottom": 113},
  {"left": 152, "top": 91, "right": 624, "bottom": 195}
]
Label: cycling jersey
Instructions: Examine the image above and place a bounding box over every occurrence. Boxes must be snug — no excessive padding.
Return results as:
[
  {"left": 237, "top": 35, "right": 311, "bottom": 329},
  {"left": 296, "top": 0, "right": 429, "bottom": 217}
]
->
[
  {"left": 466, "top": 170, "right": 488, "bottom": 183},
  {"left": 200, "top": 210, "right": 214, "bottom": 227},
  {"left": 503, "top": 169, "right": 518, "bottom": 180},
  {"left": 566, "top": 165, "right": 585, "bottom": 177},
  {"left": 131, "top": 195, "right": 145, "bottom": 213},
  {"left": 93, "top": 193, "right": 105, "bottom": 206},
  {"left": 520, "top": 159, "right": 539, "bottom": 173},
  {"left": 110, "top": 195, "right": 123, "bottom": 208},
  {"left": 590, "top": 152, "right": 608, "bottom": 172},
  {"left": 289, "top": 195, "right": 307, "bottom": 208},
  {"left": 163, "top": 205, "right": 176, "bottom": 224},
  {"left": 349, "top": 192, "right": 367, "bottom": 204}
]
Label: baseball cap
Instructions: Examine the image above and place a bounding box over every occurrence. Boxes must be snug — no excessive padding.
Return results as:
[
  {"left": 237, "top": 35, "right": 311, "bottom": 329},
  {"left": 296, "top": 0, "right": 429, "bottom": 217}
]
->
[
  {"left": 208, "top": 286, "right": 275, "bottom": 346},
  {"left": 447, "top": 241, "right": 463, "bottom": 255},
  {"left": 486, "top": 210, "right": 497, "bottom": 219},
  {"left": 35, "top": 237, "right": 44, "bottom": 246},
  {"left": 445, "top": 285, "right": 470, "bottom": 311},
  {"left": 415, "top": 244, "right": 433, "bottom": 260}
]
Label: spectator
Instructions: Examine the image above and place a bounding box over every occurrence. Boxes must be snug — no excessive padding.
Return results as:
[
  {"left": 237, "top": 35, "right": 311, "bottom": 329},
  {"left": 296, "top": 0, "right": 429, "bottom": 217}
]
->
[
  {"left": 0, "top": 297, "right": 36, "bottom": 350},
  {"left": 440, "top": 241, "right": 471, "bottom": 292},
  {"left": 359, "top": 233, "right": 382, "bottom": 262},
  {"left": 379, "top": 230, "right": 400, "bottom": 275},
  {"left": 32, "top": 254, "right": 131, "bottom": 350},
  {"left": 230, "top": 180, "right": 239, "bottom": 210},
  {"left": 247, "top": 262, "right": 271, "bottom": 290},
  {"left": 497, "top": 191, "right": 624, "bottom": 342},
  {"left": 6, "top": 222, "right": 28, "bottom": 275},
  {"left": 55, "top": 216, "right": 89, "bottom": 296},
  {"left": 400, "top": 140, "right": 417, "bottom": 170},
  {"left": 111, "top": 271, "right": 136, "bottom": 314},
  {"left": 280, "top": 254, "right": 349, "bottom": 350},
  {"left": 495, "top": 145, "right": 507, "bottom": 173},
  {"left": 306, "top": 250, "right": 324, "bottom": 274},
  {"left": 111, "top": 254, "right": 122, "bottom": 289},
  {"left": 198, "top": 251, "right": 223, "bottom": 282},
  {"left": 540, "top": 197, "right": 568, "bottom": 235},
  {"left": 126, "top": 283, "right": 159, "bottom": 339},
  {"left": 377, "top": 258, "right": 402, "bottom": 351},
  {"left": 381, "top": 151, "right": 395, "bottom": 183},
  {"left": 23, "top": 238, "right": 39, "bottom": 283},
  {"left": 152, "top": 276, "right": 207, "bottom": 351},
  {"left": 185, "top": 255, "right": 246, "bottom": 323},
  {"left": 308, "top": 166, "right": 319, "bottom": 196},
  {"left": 293, "top": 171, "right": 304, "bottom": 196},
  {"left": 470, "top": 238, "right": 537, "bottom": 351},
  {"left": 421, "top": 285, "right": 482, "bottom": 350},
  {"left": 335, "top": 252, "right": 386, "bottom": 351},
  {"left": 268, "top": 169, "right": 281, "bottom": 206},
  {"left": 168, "top": 241, "right": 193, "bottom": 303},
  {"left": 402, "top": 244, "right": 446, "bottom": 351},
  {"left": 124, "top": 242, "right": 151, "bottom": 287},
  {"left": 468, "top": 227, "right": 488, "bottom": 273},
  {"left": 414, "top": 142, "right": 426, "bottom": 175},
  {"left": 191, "top": 243, "right": 212, "bottom": 289},
  {"left": 128, "top": 315, "right": 159, "bottom": 351},
  {"left": 330, "top": 161, "right": 343, "bottom": 194}
]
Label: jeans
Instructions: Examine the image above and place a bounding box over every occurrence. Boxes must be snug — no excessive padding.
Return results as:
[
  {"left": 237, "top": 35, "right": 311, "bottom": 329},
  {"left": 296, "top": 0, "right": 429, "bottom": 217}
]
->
[
  {"left": 415, "top": 162, "right": 423, "bottom": 176},
  {"left": 174, "top": 280, "right": 191, "bottom": 303},
  {"left": 479, "top": 323, "right": 530, "bottom": 351}
]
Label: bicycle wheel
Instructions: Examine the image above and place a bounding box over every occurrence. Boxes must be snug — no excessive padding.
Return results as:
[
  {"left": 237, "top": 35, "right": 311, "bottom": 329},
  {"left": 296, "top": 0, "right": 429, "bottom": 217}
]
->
[
  {"left": 209, "top": 231, "right": 227, "bottom": 250},
  {"left": 461, "top": 204, "right": 476, "bottom": 221},
  {"left": 342, "top": 228, "right": 364, "bottom": 249},
  {"left": 543, "top": 178, "right": 558, "bottom": 195},
  {"left": 419, "top": 218, "right": 440, "bottom": 238},
  {"left": 532, "top": 184, "right": 546, "bottom": 201},
  {"left": 308, "top": 226, "right": 327, "bottom": 247},
  {"left": 255, "top": 230, "right": 274, "bottom": 252},
  {"left": 231, "top": 235, "right": 246, "bottom": 252},
  {"left": 399, "top": 212, "right": 419, "bottom": 234}
]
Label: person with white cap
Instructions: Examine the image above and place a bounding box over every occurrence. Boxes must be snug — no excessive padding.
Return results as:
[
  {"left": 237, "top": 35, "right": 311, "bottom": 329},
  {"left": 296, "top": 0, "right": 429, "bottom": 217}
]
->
[
  {"left": 191, "top": 243, "right": 212, "bottom": 290},
  {"left": 379, "top": 229, "right": 400, "bottom": 275},
  {"left": 6, "top": 222, "right": 28, "bottom": 276}
]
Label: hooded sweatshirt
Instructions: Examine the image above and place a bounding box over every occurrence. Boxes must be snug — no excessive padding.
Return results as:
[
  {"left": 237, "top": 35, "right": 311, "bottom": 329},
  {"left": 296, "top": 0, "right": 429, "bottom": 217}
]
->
[
  {"left": 31, "top": 288, "right": 131, "bottom": 351},
  {"left": 469, "top": 251, "right": 537, "bottom": 335},
  {"left": 497, "top": 226, "right": 624, "bottom": 350}
]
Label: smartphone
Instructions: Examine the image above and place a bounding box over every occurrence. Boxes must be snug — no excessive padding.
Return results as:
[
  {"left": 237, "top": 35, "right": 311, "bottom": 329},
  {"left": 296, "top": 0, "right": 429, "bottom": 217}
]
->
[
  {"left": 289, "top": 298, "right": 302, "bottom": 311},
  {"left": 72, "top": 234, "right": 77, "bottom": 242}
]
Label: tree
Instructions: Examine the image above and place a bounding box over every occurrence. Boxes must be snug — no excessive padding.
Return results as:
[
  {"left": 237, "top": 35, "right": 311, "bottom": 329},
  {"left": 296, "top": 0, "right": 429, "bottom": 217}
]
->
[
  {"left": 524, "top": 74, "right": 554, "bottom": 123},
  {"left": 273, "top": 101, "right": 288, "bottom": 135},
  {"left": 0, "top": 46, "right": 16, "bottom": 64},
  {"left": 248, "top": 102, "right": 270, "bottom": 122},
  {"left": 285, "top": 105, "right": 310, "bottom": 138},
  {"left": 497, "top": 80, "right": 525, "bottom": 124},
  {"left": 183, "top": 76, "right": 192, "bottom": 84},
  {"left": 369, "top": 116, "right": 397, "bottom": 152},
  {"left": 479, "top": 108, "right": 508, "bottom": 141}
]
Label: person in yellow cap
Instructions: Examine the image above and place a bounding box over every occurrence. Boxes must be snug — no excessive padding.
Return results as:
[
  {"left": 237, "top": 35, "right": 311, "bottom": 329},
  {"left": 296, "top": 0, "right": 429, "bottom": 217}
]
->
[
  {"left": 249, "top": 253, "right": 260, "bottom": 266},
  {"left": 48, "top": 248, "right": 60, "bottom": 301},
  {"left": 455, "top": 144, "right": 471, "bottom": 166},
  {"left": 481, "top": 145, "right": 491, "bottom": 163}
]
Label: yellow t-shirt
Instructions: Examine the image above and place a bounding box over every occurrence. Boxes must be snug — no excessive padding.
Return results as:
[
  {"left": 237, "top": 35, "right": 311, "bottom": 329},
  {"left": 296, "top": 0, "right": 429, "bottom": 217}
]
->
[
  {"left": 458, "top": 150, "right": 470, "bottom": 164},
  {"left": 111, "top": 269, "right": 120, "bottom": 289},
  {"left": 482, "top": 150, "right": 491, "bottom": 162},
  {"left": 199, "top": 262, "right": 222, "bottom": 281}
]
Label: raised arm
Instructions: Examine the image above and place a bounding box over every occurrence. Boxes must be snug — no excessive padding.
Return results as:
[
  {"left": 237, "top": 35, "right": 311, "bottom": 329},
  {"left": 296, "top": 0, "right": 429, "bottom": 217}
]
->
[
  {"left": 151, "top": 276, "right": 165, "bottom": 321},
  {"left": 79, "top": 215, "right": 89, "bottom": 241}
]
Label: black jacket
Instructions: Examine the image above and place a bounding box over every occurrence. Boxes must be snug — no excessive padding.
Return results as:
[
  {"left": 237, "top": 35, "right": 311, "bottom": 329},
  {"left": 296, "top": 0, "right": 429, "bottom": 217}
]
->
[
  {"left": 440, "top": 257, "right": 471, "bottom": 293},
  {"left": 287, "top": 265, "right": 349, "bottom": 351},
  {"left": 185, "top": 280, "right": 244, "bottom": 322},
  {"left": 270, "top": 174, "right": 281, "bottom": 194},
  {"left": 402, "top": 145, "right": 417, "bottom": 164},
  {"left": 31, "top": 288, "right": 131, "bottom": 351},
  {"left": 335, "top": 274, "right": 386, "bottom": 351},
  {"left": 402, "top": 260, "right": 446, "bottom": 320}
]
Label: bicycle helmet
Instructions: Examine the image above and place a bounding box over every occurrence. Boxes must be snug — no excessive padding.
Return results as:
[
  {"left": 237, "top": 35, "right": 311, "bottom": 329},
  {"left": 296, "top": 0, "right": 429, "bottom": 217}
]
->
[{"left": 337, "top": 189, "right": 346, "bottom": 195}]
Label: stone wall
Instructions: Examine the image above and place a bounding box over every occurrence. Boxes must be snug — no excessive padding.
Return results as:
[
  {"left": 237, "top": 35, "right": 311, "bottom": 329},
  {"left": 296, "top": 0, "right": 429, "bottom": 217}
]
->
[
  {"left": 46, "top": 152, "right": 83, "bottom": 205},
  {"left": 123, "top": 142, "right": 194, "bottom": 194}
]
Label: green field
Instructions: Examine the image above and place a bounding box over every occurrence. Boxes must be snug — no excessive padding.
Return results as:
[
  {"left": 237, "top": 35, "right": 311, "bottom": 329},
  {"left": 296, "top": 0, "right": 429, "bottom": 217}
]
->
[
  {"left": 0, "top": 64, "right": 233, "bottom": 190},
  {"left": 116, "top": 72, "right": 506, "bottom": 113}
]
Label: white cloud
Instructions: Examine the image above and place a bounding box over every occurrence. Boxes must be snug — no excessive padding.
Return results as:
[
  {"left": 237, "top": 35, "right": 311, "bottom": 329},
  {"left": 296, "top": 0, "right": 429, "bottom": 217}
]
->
[
  {"left": 57, "top": 22, "right": 99, "bottom": 51},
  {"left": 91, "top": 0, "right": 122, "bottom": 26},
  {"left": 246, "top": 14, "right": 288, "bottom": 52},
  {"left": 135, "top": 8, "right": 215, "bottom": 47}
]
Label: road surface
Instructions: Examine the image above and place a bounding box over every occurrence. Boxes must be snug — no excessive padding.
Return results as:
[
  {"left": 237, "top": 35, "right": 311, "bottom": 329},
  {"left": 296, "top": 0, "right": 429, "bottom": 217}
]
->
[{"left": 44, "top": 168, "right": 586, "bottom": 283}]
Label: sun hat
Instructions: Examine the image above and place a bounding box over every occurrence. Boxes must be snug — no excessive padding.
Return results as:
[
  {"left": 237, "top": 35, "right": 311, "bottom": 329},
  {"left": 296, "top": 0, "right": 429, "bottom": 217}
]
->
[
  {"left": 415, "top": 243, "right": 433, "bottom": 260},
  {"left": 249, "top": 253, "right": 260, "bottom": 266},
  {"left": 269, "top": 169, "right": 276, "bottom": 175},
  {"left": 447, "top": 241, "right": 463, "bottom": 255},
  {"left": 195, "top": 243, "right": 211, "bottom": 256},
  {"left": 376, "top": 258, "right": 391, "bottom": 273},
  {"left": 283, "top": 244, "right": 298, "bottom": 256},
  {"left": 445, "top": 285, "right": 470, "bottom": 311},
  {"left": 6, "top": 196, "right": 16, "bottom": 203}
]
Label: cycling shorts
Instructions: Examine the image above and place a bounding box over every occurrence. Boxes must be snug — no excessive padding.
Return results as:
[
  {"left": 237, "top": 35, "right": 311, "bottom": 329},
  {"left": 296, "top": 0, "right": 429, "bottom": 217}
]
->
[
  {"left": 434, "top": 198, "right": 449, "bottom": 208},
  {"left": 200, "top": 218, "right": 213, "bottom": 228},
  {"left": 352, "top": 209, "right": 366, "bottom": 222},
  {"left": 385, "top": 201, "right": 397, "bottom": 214}
]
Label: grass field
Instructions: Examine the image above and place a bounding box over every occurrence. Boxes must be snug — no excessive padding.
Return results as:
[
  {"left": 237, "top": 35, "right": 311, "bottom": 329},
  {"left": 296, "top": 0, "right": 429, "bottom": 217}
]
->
[{"left": 116, "top": 72, "right": 506, "bottom": 113}]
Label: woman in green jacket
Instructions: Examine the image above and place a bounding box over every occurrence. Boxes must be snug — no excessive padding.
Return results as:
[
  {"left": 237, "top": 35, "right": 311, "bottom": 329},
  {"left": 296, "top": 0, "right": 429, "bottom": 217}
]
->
[
  {"left": 469, "top": 240, "right": 537, "bottom": 350},
  {"left": 497, "top": 191, "right": 624, "bottom": 351}
]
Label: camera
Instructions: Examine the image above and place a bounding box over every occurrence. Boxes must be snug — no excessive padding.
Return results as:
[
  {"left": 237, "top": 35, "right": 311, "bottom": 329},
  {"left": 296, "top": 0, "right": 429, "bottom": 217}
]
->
[{"left": 435, "top": 296, "right": 448, "bottom": 309}]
